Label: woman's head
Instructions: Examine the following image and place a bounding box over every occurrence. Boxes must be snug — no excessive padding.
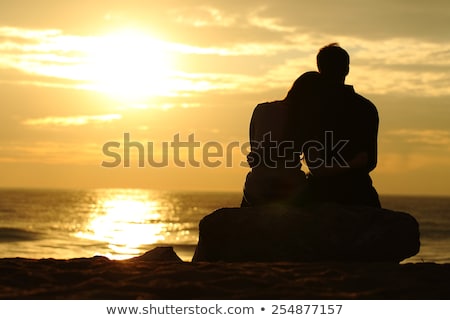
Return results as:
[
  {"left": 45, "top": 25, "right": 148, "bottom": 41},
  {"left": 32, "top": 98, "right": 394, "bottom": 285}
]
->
[{"left": 285, "top": 71, "right": 321, "bottom": 104}]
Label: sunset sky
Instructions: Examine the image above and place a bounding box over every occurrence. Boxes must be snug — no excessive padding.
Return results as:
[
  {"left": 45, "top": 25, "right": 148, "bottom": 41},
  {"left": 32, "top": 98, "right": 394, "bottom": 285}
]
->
[{"left": 1, "top": 0, "right": 449, "bottom": 195}]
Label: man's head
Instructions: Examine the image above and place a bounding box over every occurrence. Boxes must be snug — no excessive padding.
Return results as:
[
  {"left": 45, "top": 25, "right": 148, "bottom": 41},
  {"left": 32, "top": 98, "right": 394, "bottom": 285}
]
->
[{"left": 316, "top": 43, "right": 349, "bottom": 84}]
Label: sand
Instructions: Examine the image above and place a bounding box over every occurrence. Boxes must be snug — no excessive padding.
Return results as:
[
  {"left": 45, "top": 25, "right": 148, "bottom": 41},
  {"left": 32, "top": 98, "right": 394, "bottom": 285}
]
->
[{"left": 1, "top": 248, "right": 449, "bottom": 299}]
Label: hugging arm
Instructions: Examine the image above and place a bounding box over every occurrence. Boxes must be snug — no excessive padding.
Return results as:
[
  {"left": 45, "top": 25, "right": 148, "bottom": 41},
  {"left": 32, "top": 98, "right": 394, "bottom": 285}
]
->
[
  {"left": 366, "top": 105, "right": 379, "bottom": 172},
  {"left": 247, "top": 106, "right": 260, "bottom": 168},
  {"left": 307, "top": 151, "right": 369, "bottom": 177}
]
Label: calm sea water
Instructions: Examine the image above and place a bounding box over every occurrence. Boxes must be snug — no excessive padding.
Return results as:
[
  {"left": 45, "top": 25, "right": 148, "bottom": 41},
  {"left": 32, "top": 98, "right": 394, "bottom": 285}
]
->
[{"left": 0, "top": 188, "right": 449, "bottom": 263}]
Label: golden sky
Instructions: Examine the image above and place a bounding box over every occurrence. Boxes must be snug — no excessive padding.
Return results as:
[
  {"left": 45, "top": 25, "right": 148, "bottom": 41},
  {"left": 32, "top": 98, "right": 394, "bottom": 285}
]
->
[{"left": 1, "top": 0, "right": 450, "bottom": 195}]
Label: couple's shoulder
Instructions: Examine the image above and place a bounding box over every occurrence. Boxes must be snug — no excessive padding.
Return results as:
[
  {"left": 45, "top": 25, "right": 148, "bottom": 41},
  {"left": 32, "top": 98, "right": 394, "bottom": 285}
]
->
[
  {"left": 347, "top": 86, "right": 378, "bottom": 112},
  {"left": 353, "top": 94, "right": 378, "bottom": 121},
  {"left": 353, "top": 91, "right": 373, "bottom": 104},
  {"left": 254, "top": 100, "right": 285, "bottom": 111},
  {"left": 256, "top": 100, "right": 284, "bottom": 107}
]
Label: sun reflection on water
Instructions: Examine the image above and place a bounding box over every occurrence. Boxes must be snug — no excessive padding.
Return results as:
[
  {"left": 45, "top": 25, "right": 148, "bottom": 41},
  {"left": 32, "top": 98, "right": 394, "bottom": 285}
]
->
[{"left": 76, "top": 190, "right": 166, "bottom": 259}]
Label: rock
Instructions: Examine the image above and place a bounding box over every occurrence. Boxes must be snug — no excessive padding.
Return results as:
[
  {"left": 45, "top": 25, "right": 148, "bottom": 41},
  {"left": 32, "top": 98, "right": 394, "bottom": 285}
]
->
[
  {"left": 192, "top": 203, "right": 420, "bottom": 263},
  {"left": 132, "top": 247, "right": 183, "bottom": 262}
]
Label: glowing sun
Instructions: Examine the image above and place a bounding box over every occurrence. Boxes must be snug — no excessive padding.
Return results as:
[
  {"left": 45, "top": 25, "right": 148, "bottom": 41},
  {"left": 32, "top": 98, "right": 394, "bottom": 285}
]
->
[{"left": 85, "top": 29, "right": 173, "bottom": 101}]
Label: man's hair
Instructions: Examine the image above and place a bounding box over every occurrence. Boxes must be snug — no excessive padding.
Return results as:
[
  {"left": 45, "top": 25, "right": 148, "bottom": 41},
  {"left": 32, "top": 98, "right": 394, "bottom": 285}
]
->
[{"left": 316, "top": 43, "right": 350, "bottom": 80}]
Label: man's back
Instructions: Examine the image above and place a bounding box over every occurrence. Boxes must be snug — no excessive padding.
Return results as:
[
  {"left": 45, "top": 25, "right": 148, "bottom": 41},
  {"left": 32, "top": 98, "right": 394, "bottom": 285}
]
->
[
  {"left": 304, "top": 83, "right": 381, "bottom": 207},
  {"left": 307, "top": 43, "right": 381, "bottom": 207},
  {"left": 317, "top": 85, "right": 378, "bottom": 171}
]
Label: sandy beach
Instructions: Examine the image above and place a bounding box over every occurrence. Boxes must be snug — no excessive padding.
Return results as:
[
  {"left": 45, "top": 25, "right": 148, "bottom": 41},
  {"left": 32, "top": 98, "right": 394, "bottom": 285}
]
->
[{"left": 1, "top": 247, "right": 449, "bottom": 300}]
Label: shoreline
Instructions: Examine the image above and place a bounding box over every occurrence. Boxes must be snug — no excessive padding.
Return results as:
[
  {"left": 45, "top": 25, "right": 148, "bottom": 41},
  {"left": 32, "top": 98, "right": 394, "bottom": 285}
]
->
[{"left": 1, "top": 248, "right": 449, "bottom": 299}]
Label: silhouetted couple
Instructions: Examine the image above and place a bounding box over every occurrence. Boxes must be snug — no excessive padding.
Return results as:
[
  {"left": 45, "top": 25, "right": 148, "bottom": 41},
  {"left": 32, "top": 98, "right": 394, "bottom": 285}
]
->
[{"left": 241, "top": 43, "right": 381, "bottom": 208}]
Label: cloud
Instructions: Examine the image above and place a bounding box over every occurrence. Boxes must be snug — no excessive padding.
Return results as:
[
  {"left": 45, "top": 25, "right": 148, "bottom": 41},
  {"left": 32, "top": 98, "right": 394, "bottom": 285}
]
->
[
  {"left": 0, "top": 26, "right": 89, "bottom": 88},
  {"left": 2, "top": 20, "right": 450, "bottom": 101},
  {"left": 376, "top": 151, "right": 450, "bottom": 174},
  {"left": 0, "top": 141, "right": 101, "bottom": 164},
  {"left": 376, "top": 129, "right": 450, "bottom": 174},
  {"left": 247, "top": 6, "right": 296, "bottom": 33},
  {"left": 387, "top": 129, "right": 450, "bottom": 148},
  {"left": 2, "top": 1, "right": 450, "bottom": 42},
  {"left": 171, "top": 6, "right": 237, "bottom": 28},
  {"left": 341, "top": 38, "right": 450, "bottom": 96},
  {"left": 22, "top": 114, "right": 122, "bottom": 127},
  {"left": 169, "top": 34, "right": 450, "bottom": 97},
  {"left": 169, "top": 40, "right": 294, "bottom": 57}
]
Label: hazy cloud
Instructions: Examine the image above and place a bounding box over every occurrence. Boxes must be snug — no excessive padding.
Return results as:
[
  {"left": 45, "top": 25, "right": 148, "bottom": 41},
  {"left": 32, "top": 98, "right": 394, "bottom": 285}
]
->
[
  {"left": 377, "top": 151, "right": 450, "bottom": 174},
  {"left": 3, "top": 24, "right": 450, "bottom": 98},
  {"left": 0, "top": 141, "right": 101, "bottom": 164},
  {"left": 388, "top": 129, "right": 450, "bottom": 148},
  {"left": 23, "top": 114, "right": 122, "bottom": 127},
  {"left": 171, "top": 6, "right": 238, "bottom": 27}
]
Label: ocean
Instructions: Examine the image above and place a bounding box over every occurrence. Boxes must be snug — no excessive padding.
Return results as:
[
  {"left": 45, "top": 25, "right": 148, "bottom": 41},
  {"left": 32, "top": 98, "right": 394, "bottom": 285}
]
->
[{"left": 0, "top": 188, "right": 449, "bottom": 263}]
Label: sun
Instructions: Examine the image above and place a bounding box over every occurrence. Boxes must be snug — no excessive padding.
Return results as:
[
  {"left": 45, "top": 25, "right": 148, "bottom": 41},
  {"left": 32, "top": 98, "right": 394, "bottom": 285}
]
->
[{"left": 84, "top": 29, "right": 174, "bottom": 101}]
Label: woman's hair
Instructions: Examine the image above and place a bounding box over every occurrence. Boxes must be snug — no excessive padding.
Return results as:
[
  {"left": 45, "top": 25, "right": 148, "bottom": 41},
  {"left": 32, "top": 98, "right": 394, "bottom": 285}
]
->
[
  {"left": 285, "top": 71, "right": 321, "bottom": 103},
  {"left": 284, "top": 71, "right": 322, "bottom": 154}
]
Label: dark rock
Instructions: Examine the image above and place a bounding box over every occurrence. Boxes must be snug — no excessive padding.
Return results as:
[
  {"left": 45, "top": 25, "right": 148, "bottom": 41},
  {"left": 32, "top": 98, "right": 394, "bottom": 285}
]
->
[
  {"left": 132, "top": 247, "right": 183, "bottom": 262},
  {"left": 192, "top": 203, "right": 420, "bottom": 263}
]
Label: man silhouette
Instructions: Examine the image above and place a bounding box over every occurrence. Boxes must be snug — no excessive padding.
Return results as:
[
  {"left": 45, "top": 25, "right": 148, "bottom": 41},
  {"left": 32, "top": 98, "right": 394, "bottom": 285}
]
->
[{"left": 304, "top": 43, "right": 381, "bottom": 208}]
